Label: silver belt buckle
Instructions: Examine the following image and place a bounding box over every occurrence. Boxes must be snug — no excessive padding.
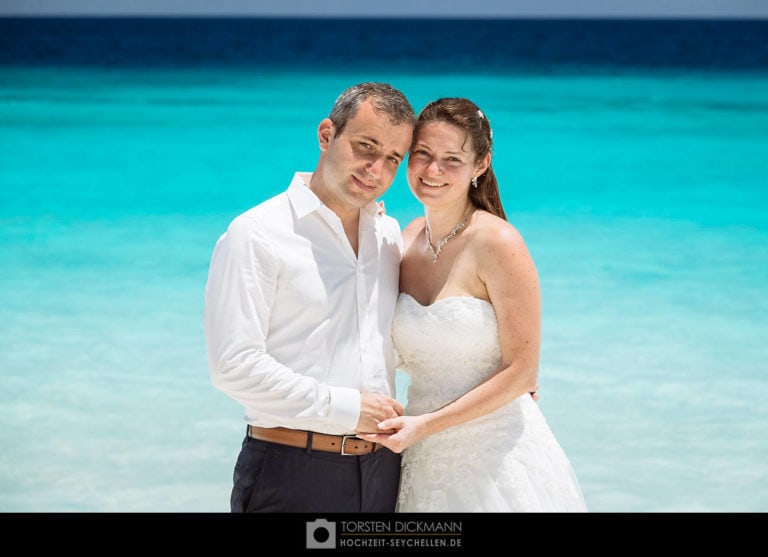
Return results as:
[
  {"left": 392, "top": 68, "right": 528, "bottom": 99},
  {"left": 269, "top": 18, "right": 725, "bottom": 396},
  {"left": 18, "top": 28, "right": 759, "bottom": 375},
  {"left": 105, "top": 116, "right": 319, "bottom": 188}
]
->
[{"left": 340, "top": 434, "right": 362, "bottom": 455}]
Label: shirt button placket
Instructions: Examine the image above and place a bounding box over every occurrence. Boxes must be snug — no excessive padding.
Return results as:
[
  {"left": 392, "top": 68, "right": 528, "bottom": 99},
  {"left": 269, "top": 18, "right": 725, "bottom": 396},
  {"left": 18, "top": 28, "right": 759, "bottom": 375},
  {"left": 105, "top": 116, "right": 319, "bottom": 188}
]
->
[{"left": 356, "top": 260, "right": 371, "bottom": 383}]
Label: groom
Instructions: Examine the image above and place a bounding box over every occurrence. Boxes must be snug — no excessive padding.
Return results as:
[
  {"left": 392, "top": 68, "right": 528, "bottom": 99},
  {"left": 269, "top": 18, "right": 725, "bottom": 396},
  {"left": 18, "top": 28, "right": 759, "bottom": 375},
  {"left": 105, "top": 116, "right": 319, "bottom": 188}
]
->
[{"left": 203, "top": 82, "right": 415, "bottom": 512}]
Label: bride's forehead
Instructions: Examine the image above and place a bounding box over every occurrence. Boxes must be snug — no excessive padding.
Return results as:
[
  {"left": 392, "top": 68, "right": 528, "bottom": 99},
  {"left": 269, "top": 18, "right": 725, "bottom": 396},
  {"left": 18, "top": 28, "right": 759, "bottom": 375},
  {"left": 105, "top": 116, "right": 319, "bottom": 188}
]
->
[{"left": 414, "top": 123, "right": 472, "bottom": 153}]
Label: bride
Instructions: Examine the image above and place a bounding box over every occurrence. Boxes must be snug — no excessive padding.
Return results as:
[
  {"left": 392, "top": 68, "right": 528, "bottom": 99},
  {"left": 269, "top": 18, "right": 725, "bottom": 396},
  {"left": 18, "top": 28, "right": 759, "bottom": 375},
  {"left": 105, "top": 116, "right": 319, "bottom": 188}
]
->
[{"left": 360, "top": 98, "right": 587, "bottom": 512}]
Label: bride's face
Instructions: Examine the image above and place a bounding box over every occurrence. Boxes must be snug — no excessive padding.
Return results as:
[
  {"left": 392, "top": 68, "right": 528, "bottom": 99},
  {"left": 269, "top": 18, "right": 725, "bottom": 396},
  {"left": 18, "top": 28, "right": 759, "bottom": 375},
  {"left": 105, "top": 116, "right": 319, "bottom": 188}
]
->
[{"left": 407, "top": 121, "right": 480, "bottom": 209}]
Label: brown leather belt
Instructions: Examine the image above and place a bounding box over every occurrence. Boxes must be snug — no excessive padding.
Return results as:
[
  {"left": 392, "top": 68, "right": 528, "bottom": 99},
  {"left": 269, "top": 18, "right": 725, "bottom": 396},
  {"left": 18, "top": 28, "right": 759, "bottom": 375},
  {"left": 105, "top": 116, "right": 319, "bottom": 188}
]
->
[{"left": 247, "top": 426, "right": 380, "bottom": 456}]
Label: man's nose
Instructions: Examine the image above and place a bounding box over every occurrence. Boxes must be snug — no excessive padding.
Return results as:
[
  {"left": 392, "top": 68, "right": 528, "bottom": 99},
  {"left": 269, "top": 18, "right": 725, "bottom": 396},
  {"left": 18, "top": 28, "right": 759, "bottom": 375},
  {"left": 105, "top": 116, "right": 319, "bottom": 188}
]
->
[{"left": 366, "top": 156, "right": 385, "bottom": 178}]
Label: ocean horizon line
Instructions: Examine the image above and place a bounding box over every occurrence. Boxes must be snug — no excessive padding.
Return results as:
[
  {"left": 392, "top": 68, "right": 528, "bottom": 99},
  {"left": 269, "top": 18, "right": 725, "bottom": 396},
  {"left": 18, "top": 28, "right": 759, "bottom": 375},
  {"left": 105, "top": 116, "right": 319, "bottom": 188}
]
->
[{"left": 2, "top": 14, "right": 768, "bottom": 21}]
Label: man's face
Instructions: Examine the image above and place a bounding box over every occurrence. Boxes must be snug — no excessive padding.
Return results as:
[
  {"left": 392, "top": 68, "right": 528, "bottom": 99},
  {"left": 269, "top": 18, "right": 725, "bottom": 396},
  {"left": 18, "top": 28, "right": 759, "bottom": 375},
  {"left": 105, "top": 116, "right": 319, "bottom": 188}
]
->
[{"left": 315, "top": 99, "right": 413, "bottom": 217}]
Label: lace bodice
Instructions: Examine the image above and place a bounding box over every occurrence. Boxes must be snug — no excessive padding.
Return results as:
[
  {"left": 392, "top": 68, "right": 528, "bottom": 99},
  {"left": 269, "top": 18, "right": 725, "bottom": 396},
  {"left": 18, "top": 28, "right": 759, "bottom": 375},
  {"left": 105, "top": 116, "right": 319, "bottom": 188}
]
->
[{"left": 393, "top": 294, "right": 502, "bottom": 415}]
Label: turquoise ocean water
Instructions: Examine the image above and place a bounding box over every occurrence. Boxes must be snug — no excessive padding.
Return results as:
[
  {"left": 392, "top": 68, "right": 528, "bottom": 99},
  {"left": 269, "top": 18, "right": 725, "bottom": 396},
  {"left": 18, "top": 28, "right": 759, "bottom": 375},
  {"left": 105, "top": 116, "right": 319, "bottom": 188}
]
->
[{"left": 1, "top": 18, "right": 767, "bottom": 512}]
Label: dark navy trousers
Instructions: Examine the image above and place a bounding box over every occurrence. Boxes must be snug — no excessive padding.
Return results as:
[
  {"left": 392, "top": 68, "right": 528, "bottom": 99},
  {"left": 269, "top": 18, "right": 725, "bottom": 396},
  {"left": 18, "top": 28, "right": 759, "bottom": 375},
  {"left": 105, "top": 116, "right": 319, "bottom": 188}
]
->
[{"left": 230, "top": 433, "right": 401, "bottom": 513}]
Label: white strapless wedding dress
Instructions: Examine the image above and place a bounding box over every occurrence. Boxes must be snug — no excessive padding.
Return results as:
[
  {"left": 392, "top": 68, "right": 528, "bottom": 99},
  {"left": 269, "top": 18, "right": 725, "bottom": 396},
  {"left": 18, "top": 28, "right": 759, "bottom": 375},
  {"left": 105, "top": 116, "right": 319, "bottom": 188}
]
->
[{"left": 392, "top": 293, "right": 587, "bottom": 512}]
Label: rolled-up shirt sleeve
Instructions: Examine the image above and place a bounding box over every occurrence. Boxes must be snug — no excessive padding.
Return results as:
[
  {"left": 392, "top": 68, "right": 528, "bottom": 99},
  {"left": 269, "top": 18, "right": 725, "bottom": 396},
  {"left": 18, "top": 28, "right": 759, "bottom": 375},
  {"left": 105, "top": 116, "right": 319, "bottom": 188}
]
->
[{"left": 203, "top": 215, "right": 361, "bottom": 432}]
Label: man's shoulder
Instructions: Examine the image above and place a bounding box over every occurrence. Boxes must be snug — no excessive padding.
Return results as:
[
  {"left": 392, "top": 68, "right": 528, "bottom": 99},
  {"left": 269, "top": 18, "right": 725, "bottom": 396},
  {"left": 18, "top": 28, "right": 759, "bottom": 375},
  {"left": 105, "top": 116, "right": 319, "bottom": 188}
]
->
[
  {"left": 373, "top": 213, "right": 404, "bottom": 256},
  {"left": 372, "top": 214, "right": 403, "bottom": 249},
  {"left": 235, "top": 191, "right": 291, "bottom": 223},
  {"left": 217, "top": 192, "right": 290, "bottom": 246},
  {"left": 376, "top": 212, "right": 403, "bottom": 236}
]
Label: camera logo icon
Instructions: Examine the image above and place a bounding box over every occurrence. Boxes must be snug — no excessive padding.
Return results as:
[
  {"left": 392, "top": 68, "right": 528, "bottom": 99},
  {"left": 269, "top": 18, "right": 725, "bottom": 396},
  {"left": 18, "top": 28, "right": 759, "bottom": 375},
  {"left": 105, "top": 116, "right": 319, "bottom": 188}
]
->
[{"left": 306, "top": 519, "right": 336, "bottom": 549}]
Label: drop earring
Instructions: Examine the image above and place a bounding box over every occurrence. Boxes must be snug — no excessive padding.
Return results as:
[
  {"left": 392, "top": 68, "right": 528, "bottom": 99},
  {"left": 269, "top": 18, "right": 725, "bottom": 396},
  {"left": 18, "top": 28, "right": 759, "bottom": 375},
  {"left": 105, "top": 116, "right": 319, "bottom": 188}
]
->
[{"left": 471, "top": 176, "right": 478, "bottom": 188}]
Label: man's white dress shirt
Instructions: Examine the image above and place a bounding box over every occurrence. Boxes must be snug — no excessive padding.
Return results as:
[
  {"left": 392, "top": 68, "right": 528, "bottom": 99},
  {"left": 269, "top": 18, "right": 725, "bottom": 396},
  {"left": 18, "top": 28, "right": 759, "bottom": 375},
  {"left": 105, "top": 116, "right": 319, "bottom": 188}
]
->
[{"left": 204, "top": 173, "right": 403, "bottom": 435}]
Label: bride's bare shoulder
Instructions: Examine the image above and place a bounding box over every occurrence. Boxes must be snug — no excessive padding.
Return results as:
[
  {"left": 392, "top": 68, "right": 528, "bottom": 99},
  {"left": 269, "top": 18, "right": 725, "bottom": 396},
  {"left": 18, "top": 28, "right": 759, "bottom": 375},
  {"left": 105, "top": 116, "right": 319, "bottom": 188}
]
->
[
  {"left": 472, "top": 211, "right": 525, "bottom": 245},
  {"left": 402, "top": 217, "right": 425, "bottom": 250}
]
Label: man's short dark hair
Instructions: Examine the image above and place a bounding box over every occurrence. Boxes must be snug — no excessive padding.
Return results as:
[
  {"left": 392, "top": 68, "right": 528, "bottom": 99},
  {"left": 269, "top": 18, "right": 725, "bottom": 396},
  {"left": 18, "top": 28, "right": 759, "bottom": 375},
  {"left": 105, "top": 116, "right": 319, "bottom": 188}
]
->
[{"left": 328, "top": 82, "right": 415, "bottom": 135}]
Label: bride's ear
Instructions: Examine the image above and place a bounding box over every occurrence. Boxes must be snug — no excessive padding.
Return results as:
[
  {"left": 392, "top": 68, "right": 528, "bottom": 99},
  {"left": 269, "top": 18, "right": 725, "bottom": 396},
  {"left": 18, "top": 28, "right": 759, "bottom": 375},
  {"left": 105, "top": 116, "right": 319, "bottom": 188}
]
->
[{"left": 475, "top": 152, "right": 491, "bottom": 177}]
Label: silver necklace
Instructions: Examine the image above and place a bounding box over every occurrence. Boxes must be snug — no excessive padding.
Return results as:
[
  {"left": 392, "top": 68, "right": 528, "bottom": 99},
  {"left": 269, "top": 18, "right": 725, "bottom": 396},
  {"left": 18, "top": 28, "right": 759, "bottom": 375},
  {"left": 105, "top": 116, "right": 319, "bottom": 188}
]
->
[{"left": 425, "top": 216, "right": 468, "bottom": 263}]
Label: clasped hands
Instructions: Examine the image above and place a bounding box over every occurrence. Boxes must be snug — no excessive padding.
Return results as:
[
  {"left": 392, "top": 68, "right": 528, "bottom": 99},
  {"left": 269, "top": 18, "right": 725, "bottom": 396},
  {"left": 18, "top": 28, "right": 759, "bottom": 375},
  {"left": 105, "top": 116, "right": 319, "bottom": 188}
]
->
[{"left": 355, "top": 392, "right": 424, "bottom": 454}]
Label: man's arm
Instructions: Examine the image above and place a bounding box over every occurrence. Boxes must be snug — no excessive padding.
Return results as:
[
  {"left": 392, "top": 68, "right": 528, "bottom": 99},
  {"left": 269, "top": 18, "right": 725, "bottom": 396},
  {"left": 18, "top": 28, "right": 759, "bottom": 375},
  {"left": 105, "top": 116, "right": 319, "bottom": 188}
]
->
[{"left": 203, "top": 216, "right": 361, "bottom": 430}]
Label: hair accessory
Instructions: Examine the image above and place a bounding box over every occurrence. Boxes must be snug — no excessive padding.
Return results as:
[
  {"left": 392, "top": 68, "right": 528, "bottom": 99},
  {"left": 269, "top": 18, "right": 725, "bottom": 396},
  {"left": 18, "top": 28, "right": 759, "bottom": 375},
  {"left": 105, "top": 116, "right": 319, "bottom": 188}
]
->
[{"left": 477, "top": 109, "right": 492, "bottom": 139}]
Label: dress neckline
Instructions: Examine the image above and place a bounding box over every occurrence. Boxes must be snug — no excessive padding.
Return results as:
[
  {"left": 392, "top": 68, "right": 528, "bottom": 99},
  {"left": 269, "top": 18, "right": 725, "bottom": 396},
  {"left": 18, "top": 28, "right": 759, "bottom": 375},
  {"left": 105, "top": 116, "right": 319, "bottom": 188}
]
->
[{"left": 399, "top": 291, "right": 493, "bottom": 309}]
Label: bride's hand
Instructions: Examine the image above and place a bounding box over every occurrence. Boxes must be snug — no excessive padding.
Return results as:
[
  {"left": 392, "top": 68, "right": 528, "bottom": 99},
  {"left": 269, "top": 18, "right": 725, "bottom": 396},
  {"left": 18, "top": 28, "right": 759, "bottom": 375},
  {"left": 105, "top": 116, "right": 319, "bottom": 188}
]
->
[{"left": 357, "top": 415, "right": 427, "bottom": 454}]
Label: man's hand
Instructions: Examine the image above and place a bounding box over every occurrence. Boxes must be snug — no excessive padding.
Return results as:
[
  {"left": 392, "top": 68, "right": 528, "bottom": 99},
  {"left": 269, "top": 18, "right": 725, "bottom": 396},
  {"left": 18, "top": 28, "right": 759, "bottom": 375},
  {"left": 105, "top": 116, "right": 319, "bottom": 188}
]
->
[{"left": 356, "top": 392, "right": 403, "bottom": 434}]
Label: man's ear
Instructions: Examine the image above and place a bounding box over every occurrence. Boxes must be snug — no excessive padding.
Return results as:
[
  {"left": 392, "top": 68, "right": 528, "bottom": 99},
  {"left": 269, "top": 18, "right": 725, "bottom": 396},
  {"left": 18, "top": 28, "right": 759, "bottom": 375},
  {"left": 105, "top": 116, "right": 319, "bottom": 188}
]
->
[{"left": 318, "top": 118, "right": 335, "bottom": 150}]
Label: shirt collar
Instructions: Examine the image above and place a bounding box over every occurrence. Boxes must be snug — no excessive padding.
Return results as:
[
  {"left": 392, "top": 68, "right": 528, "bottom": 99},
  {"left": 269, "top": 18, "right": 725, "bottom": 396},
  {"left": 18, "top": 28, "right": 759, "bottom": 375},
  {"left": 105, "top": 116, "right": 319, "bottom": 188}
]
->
[
  {"left": 287, "top": 172, "right": 322, "bottom": 219},
  {"left": 287, "top": 172, "right": 381, "bottom": 221}
]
